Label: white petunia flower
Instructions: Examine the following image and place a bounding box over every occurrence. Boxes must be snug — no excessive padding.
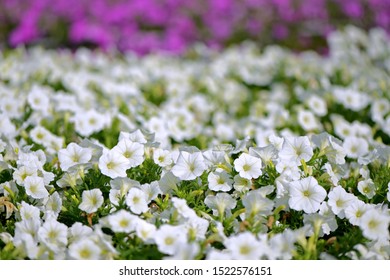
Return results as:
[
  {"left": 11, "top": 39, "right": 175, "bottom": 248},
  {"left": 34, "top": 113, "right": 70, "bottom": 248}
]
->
[
  {"left": 68, "top": 239, "right": 102, "bottom": 260},
  {"left": 243, "top": 189, "right": 274, "bottom": 217},
  {"left": 171, "top": 197, "right": 197, "bottom": 219},
  {"left": 233, "top": 175, "right": 252, "bottom": 193},
  {"left": 357, "top": 179, "right": 376, "bottom": 199},
  {"left": 72, "top": 109, "right": 110, "bottom": 137},
  {"left": 298, "top": 109, "right": 320, "bottom": 131},
  {"left": 153, "top": 148, "right": 173, "bottom": 167},
  {"left": 126, "top": 188, "right": 149, "bottom": 214},
  {"left": 79, "top": 189, "right": 104, "bottom": 214},
  {"left": 333, "top": 87, "right": 370, "bottom": 111},
  {"left": 107, "top": 210, "right": 138, "bottom": 233},
  {"left": 58, "top": 143, "right": 92, "bottom": 171},
  {"left": 140, "top": 181, "right": 162, "bottom": 202},
  {"left": 269, "top": 230, "right": 297, "bottom": 260},
  {"left": 19, "top": 201, "right": 41, "bottom": 221},
  {"left": 359, "top": 209, "right": 390, "bottom": 241},
  {"left": 13, "top": 218, "right": 41, "bottom": 247},
  {"left": 119, "top": 129, "right": 147, "bottom": 144},
  {"left": 112, "top": 138, "right": 144, "bottom": 168},
  {"left": 204, "top": 193, "right": 236, "bottom": 217},
  {"left": 203, "top": 149, "right": 231, "bottom": 170},
  {"left": 206, "top": 249, "right": 233, "bottom": 260},
  {"left": 343, "top": 136, "right": 369, "bottom": 159},
  {"left": 279, "top": 136, "right": 313, "bottom": 166},
  {"left": 13, "top": 166, "right": 38, "bottom": 185},
  {"left": 109, "top": 178, "right": 140, "bottom": 206},
  {"left": 135, "top": 220, "right": 156, "bottom": 243},
  {"left": 68, "top": 222, "right": 93, "bottom": 243},
  {"left": 17, "top": 150, "right": 46, "bottom": 171},
  {"left": 30, "top": 126, "right": 52, "bottom": 146},
  {"left": 327, "top": 185, "right": 356, "bottom": 218},
  {"left": 288, "top": 176, "right": 327, "bottom": 214},
  {"left": 38, "top": 219, "right": 68, "bottom": 252},
  {"left": 184, "top": 217, "right": 209, "bottom": 241},
  {"left": 171, "top": 151, "right": 206, "bottom": 180},
  {"left": 43, "top": 192, "right": 62, "bottom": 220},
  {"left": 98, "top": 150, "right": 130, "bottom": 179},
  {"left": 234, "top": 153, "right": 262, "bottom": 180},
  {"left": 154, "top": 224, "right": 187, "bottom": 255},
  {"left": 307, "top": 95, "right": 327, "bottom": 117},
  {"left": 24, "top": 175, "right": 49, "bottom": 199},
  {"left": 165, "top": 243, "right": 200, "bottom": 260},
  {"left": 158, "top": 171, "right": 180, "bottom": 194},
  {"left": 208, "top": 170, "right": 233, "bottom": 192},
  {"left": 27, "top": 85, "right": 51, "bottom": 112},
  {"left": 345, "top": 200, "right": 370, "bottom": 226},
  {"left": 224, "top": 232, "right": 264, "bottom": 260},
  {"left": 0, "top": 113, "right": 16, "bottom": 139}
]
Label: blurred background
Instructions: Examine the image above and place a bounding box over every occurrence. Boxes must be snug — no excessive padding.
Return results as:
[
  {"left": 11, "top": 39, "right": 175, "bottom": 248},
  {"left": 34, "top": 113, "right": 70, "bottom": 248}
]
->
[{"left": 0, "top": 0, "right": 389, "bottom": 55}]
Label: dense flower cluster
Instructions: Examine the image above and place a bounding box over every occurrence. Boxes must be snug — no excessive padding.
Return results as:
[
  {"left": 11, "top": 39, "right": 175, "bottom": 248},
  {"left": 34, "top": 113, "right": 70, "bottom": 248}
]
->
[
  {"left": 1, "top": 0, "right": 390, "bottom": 54},
  {"left": 0, "top": 26, "right": 390, "bottom": 259}
]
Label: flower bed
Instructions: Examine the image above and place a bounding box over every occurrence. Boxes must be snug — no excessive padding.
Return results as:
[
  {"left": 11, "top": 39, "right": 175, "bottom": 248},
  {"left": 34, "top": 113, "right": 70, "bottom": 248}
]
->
[
  {"left": 0, "top": 26, "right": 390, "bottom": 259},
  {"left": 1, "top": 0, "right": 390, "bottom": 54}
]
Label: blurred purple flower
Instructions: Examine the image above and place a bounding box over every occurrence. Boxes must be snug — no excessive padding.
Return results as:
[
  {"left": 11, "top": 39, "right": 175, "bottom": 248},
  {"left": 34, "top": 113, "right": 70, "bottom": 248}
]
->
[{"left": 1, "top": 0, "right": 390, "bottom": 54}]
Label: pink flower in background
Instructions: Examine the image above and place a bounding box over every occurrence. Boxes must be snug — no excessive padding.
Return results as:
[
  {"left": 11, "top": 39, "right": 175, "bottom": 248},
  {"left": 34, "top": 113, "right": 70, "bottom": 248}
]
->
[{"left": 1, "top": 0, "right": 390, "bottom": 54}]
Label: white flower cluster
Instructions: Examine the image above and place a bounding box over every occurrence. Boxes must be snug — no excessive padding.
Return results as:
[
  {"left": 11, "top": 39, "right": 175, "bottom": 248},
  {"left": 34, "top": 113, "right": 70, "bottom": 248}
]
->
[{"left": 0, "top": 26, "right": 390, "bottom": 260}]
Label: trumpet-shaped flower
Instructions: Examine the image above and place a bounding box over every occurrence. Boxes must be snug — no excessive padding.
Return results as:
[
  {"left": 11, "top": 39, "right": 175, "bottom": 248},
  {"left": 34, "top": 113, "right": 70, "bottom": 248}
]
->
[
  {"left": 224, "top": 232, "right": 264, "bottom": 260},
  {"left": 126, "top": 188, "right": 149, "bottom": 214},
  {"left": 43, "top": 192, "right": 62, "bottom": 220},
  {"left": 135, "top": 220, "right": 156, "bottom": 243},
  {"left": 184, "top": 217, "right": 209, "bottom": 241},
  {"left": 327, "top": 185, "right": 356, "bottom": 218},
  {"left": 119, "top": 130, "right": 147, "bottom": 144},
  {"left": 360, "top": 209, "right": 390, "bottom": 240},
  {"left": 234, "top": 153, "right": 262, "bottom": 180},
  {"left": 154, "top": 224, "right": 187, "bottom": 255},
  {"left": 298, "top": 109, "right": 320, "bottom": 131},
  {"left": 171, "top": 197, "right": 197, "bottom": 219},
  {"left": 307, "top": 95, "right": 327, "bottom": 117},
  {"left": 112, "top": 138, "right": 144, "bottom": 168},
  {"left": 24, "top": 175, "right": 49, "bottom": 199},
  {"left": 140, "top": 181, "right": 162, "bottom": 202},
  {"left": 345, "top": 200, "right": 370, "bottom": 226},
  {"left": 13, "top": 166, "right": 38, "bottom": 185},
  {"left": 38, "top": 219, "right": 68, "bottom": 252},
  {"left": 153, "top": 148, "right": 173, "bottom": 167},
  {"left": 107, "top": 210, "right": 138, "bottom": 233},
  {"left": 343, "top": 136, "right": 369, "bottom": 159},
  {"left": 19, "top": 201, "right": 41, "bottom": 221},
  {"left": 109, "top": 178, "right": 139, "bottom": 206},
  {"left": 243, "top": 189, "right": 274, "bottom": 217},
  {"left": 58, "top": 143, "right": 92, "bottom": 171},
  {"left": 165, "top": 243, "right": 200, "bottom": 260},
  {"left": 72, "top": 109, "right": 110, "bottom": 137},
  {"left": 171, "top": 151, "right": 206, "bottom": 180},
  {"left": 357, "top": 179, "right": 376, "bottom": 199},
  {"left": 98, "top": 150, "right": 130, "bottom": 179},
  {"left": 279, "top": 136, "right": 313, "bottom": 166},
  {"left": 69, "top": 222, "right": 93, "bottom": 243},
  {"left": 68, "top": 239, "right": 102, "bottom": 260},
  {"left": 233, "top": 175, "right": 252, "bottom": 193},
  {"left": 204, "top": 193, "right": 236, "bottom": 217},
  {"left": 27, "top": 85, "right": 50, "bottom": 112},
  {"left": 208, "top": 170, "right": 233, "bottom": 192},
  {"left": 79, "top": 189, "right": 104, "bottom": 214},
  {"left": 13, "top": 218, "right": 41, "bottom": 247},
  {"left": 288, "top": 176, "right": 327, "bottom": 214}
]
